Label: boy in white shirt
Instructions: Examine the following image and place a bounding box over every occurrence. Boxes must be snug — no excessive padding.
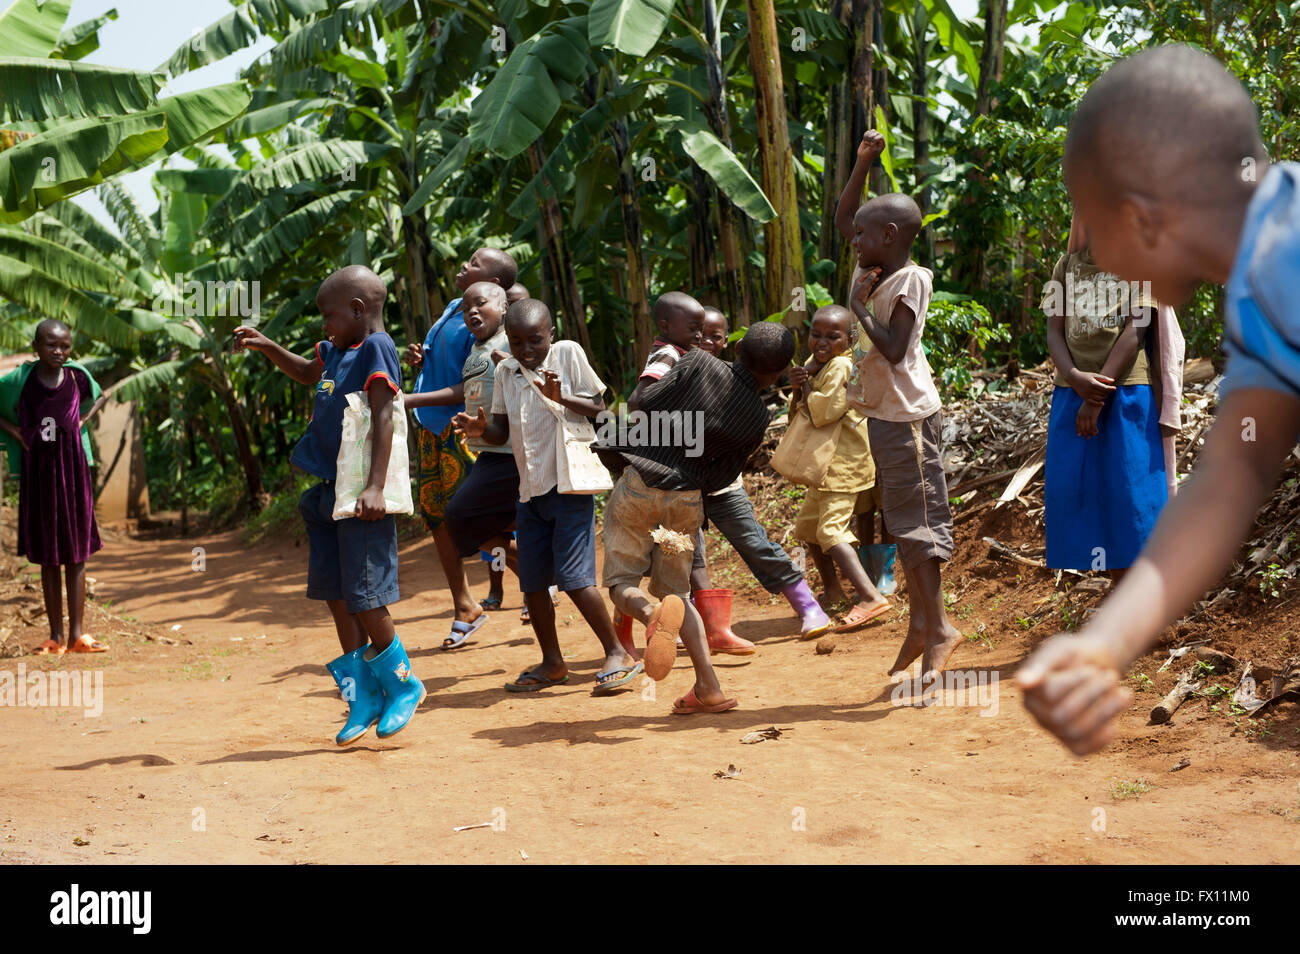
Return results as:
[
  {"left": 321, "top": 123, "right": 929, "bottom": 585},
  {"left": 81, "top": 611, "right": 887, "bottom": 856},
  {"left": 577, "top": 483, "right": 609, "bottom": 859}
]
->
[{"left": 455, "top": 299, "right": 640, "bottom": 695}]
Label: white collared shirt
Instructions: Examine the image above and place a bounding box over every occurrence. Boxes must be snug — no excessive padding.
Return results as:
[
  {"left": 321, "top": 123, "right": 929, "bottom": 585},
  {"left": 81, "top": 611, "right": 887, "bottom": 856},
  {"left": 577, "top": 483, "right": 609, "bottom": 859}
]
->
[{"left": 490, "top": 340, "right": 605, "bottom": 502}]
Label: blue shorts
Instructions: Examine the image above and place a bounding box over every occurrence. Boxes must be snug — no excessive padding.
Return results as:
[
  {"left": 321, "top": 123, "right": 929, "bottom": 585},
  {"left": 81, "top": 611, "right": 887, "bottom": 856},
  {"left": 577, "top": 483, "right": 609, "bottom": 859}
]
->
[
  {"left": 515, "top": 488, "right": 597, "bottom": 594},
  {"left": 299, "top": 482, "right": 400, "bottom": 614}
]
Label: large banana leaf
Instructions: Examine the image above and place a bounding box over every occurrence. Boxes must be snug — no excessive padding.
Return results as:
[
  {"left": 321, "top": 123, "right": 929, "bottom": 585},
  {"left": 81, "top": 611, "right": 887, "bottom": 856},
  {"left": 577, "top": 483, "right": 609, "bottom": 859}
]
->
[
  {"left": 0, "top": 0, "right": 72, "bottom": 58},
  {"left": 52, "top": 7, "right": 118, "bottom": 61},
  {"left": 468, "top": 17, "right": 592, "bottom": 158},
  {"left": 206, "top": 139, "right": 392, "bottom": 233},
  {"left": 678, "top": 127, "right": 776, "bottom": 223},
  {"left": 0, "top": 57, "right": 162, "bottom": 122},
  {"left": 36, "top": 201, "right": 139, "bottom": 266},
  {"left": 268, "top": 0, "right": 383, "bottom": 77},
  {"left": 229, "top": 96, "right": 334, "bottom": 138},
  {"left": 109, "top": 358, "right": 190, "bottom": 402},
  {"left": 400, "top": 135, "right": 471, "bottom": 216},
  {"left": 588, "top": 0, "right": 674, "bottom": 58},
  {"left": 0, "top": 227, "right": 139, "bottom": 297},
  {"left": 157, "top": 6, "right": 261, "bottom": 77},
  {"left": 99, "top": 180, "right": 160, "bottom": 269},
  {"left": 0, "top": 252, "right": 138, "bottom": 346},
  {"left": 228, "top": 189, "right": 366, "bottom": 277},
  {"left": 0, "top": 83, "right": 250, "bottom": 221}
]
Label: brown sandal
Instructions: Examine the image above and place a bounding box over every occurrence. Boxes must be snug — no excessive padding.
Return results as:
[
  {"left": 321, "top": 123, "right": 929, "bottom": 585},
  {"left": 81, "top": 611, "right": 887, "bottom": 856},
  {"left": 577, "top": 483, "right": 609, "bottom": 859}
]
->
[
  {"left": 68, "top": 635, "right": 109, "bottom": 653},
  {"left": 834, "top": 601, "right": 891, "bottom": 633}
]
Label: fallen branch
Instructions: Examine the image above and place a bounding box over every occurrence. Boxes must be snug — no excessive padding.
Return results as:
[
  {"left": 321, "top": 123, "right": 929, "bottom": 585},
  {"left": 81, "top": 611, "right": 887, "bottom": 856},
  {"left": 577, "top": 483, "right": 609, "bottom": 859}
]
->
[{"left": 1151, "top": 672, "right": 1200, "bottom": 724}]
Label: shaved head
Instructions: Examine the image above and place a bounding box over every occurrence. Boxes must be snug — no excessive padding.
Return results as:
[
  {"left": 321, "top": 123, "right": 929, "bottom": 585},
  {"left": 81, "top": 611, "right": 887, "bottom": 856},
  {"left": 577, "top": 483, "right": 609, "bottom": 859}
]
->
[
  {"left": 33, "top": 318, "right": 70, "bottom": 345},
  {"left": 1065, "top": 44, "right": 1265, "bottom": 202},
  {"left": 855, "top": 192, "right": 923, "bottom": 244},
  {"left": 654, "top": 291, "right": 704, "bottom": 324},
  {"left": 464, "top": 281, "right": 508, "bottom": 310},
  {"left": 475, "top": 248, "right": 518, "bottom": 287},
  {"left": 504, "top": 297, "right": 552, "bottom": 333},
  {"left": 319, "top": 265, "right": 387, "bottom": 313}
]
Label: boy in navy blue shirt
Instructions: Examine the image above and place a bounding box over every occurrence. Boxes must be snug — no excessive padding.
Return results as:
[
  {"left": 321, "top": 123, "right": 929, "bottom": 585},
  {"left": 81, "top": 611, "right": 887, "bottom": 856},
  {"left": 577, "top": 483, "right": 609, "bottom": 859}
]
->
[
  {"left": 234, "top": 266, "right": 425, "bottom": 744},
  {"left": 1018, "top": 45, "right": 1294, "bottom": 754}
]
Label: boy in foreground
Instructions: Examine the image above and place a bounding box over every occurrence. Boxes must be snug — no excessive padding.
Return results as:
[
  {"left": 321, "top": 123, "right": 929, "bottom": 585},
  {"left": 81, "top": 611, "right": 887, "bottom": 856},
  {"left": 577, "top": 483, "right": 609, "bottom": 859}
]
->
[
  {"left": 234, "top": 266, "right": 425, "bottom": 744},
  {"left": 1018, "top": 45, "right": 1293, "bottom": 754}
]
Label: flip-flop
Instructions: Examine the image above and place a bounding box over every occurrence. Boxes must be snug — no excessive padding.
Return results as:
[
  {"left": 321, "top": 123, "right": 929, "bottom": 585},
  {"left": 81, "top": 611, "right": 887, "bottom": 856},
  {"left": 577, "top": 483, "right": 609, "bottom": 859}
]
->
[
  {"left": 672, "top": 687, "right": 738, "bottom": 715},
  {"left": 68, "top": 635, "right": 109, "bottom": 653},
  {"left": 592, "top": 660, "right": 645, "bottom": 696},
  {"left": 33, "top": 640, "right": 65, "bottom": 656},
  {"left": 833, "top": 601, "right": 892, "bottom": 634},
  {"left": 443, "top": 614, "right": 488, "bottom": 650},
  {"left": 479, "top": 595, "right": 503, "bottom": 611},
  {"left": 644, "top": 595, "right": 685, "bottom": 681},
  {"left": 504, "top": 670, "right": 570, "bottom": 692}
]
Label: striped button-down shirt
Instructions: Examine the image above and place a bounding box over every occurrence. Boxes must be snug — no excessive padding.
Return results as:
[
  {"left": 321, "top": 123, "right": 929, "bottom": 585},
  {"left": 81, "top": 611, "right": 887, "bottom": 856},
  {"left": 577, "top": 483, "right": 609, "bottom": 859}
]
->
[{"left": 609, "top": 348, "right": 771, "bottom": 494}]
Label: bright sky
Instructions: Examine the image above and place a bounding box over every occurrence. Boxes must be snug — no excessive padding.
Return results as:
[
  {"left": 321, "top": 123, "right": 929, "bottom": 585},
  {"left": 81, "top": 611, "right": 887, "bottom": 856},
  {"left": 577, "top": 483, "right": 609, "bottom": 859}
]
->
[{"left": 68, "top": 0, "right": 273, "bottom": 227}]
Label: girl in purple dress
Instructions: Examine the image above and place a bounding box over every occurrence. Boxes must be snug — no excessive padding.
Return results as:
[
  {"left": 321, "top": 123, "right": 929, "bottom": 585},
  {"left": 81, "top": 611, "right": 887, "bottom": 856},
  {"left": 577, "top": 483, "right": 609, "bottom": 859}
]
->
[{"left": 0, "top": 320, "right": 108, "bottom": 654}]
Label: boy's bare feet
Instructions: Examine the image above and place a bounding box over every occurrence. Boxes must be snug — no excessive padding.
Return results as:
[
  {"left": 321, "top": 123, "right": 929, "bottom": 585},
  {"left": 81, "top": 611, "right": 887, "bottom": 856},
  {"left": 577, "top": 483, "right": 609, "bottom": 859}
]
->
[
  {"left": 921, "top": 621, "right": 964, "bottom": 678},
  {"left": 888, "top": 618, "right": 925, "bottom": 674}
]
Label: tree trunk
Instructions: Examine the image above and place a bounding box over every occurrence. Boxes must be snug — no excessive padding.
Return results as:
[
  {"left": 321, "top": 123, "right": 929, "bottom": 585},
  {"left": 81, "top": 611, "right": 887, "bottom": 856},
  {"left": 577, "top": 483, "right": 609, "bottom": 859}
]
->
[
  {"left": 609, "top": 115, "right": 654, "bottom": 365},
  {"left": 745, "top": 0, "right": 806, "bottom": 328},
  {"left": 398, "top": 182, "right": 434, "bottom": 345},
  {"left": 974, "top": 0, "right": 1008, "bottom": 118},
  {"left": 209, "top": 363, "right": 265, "bottom": 507},
  {"left": 526, "top": 139, "right": 592, "bottom": 353},
  {"left": 689, "top": 164, "right": 719, "bottom": 293},
  {"left": 868, "top": 1, "right": 890, "bottom": 197},
  {"left": 825, "top": 0, "right": 875, "bottom": 302},
  {"left": 911, "top": 3, "right": 934, "bottom": 267},
  {"left": 703, "top": 0, "right": 755, "bottom": 326}
]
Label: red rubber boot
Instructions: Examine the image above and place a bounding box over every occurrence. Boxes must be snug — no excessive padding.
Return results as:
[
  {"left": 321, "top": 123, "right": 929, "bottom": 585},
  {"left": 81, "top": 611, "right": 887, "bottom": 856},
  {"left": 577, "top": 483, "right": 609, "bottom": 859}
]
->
[
  {"left": 614, "top": 610, "right": 640, "bottom": 660},
  {"left": 693, "top": 589, "right": 756, "bottom": 655}
]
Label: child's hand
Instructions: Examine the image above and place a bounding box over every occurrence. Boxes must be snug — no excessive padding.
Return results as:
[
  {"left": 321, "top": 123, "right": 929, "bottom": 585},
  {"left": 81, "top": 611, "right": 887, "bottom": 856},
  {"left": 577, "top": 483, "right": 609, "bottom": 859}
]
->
[
  {"left": 491, "top": 349, "right": 510, "bottom": 366},
  {"left": 232, "top": 327, "right": 269, "bottom": 353},
  {"left": 534, "top": 369, "right": 562, "bottom": 403},
  {"left": 852, "top": 267, "right": 883, "bottom": 305},
  {"left": 856, "top": 129, "right": 885, "bottom": 164},
  {"left": 452, "top": 407, "right": 488, "bottom": 438},
  {"left": 404, "top": 342, "right": 424, "bottom": 369},
  {"left": 1017, "top": 630, "right": 1133, "bottom": 756},
  {"left": 788, "top": 365, "right": 809, "bottom": 388},
  {"left": 355, "top": 486, "right": 387, "bottom": 521},
  {"left": 1075, "top": 400, "right": 1102, "bottom": 438},
  {"left": 1068, "top": 369, "right": 1116, "bottom": 404}
]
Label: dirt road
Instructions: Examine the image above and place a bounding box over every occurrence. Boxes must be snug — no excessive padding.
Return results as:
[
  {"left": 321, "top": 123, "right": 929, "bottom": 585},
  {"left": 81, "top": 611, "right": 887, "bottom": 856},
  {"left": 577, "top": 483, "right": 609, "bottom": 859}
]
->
[{"left": 2, "top": 524, "right": 1297, "bottom": 863}]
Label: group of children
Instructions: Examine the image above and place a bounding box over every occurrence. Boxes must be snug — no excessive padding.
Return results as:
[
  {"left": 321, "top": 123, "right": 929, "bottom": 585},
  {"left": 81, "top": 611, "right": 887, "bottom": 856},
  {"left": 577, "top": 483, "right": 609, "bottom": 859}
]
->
[{"left": 5, "top": 43, "right": 1291, "bottom": 759}]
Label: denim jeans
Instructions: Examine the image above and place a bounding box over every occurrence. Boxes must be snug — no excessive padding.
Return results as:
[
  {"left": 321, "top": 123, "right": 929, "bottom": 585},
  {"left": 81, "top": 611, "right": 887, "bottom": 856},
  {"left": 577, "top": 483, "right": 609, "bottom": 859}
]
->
[{"left": 703, "top": 484, "right": 802, "bottom": 593}]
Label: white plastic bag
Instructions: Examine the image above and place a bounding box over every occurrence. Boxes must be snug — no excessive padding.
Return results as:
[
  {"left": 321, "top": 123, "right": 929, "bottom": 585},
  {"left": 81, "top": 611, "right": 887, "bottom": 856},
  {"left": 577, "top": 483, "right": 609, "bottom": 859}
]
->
[{"left": 332, "top": 390, "right": 414, "bottom": 519}]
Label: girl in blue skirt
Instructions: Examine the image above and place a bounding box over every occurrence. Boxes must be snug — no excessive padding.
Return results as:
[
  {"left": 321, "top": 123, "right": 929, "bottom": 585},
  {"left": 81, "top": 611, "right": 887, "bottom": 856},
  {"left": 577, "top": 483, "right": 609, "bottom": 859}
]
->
[{"left": 1042, "top": 217, "right": 1168, "bottom": 578}]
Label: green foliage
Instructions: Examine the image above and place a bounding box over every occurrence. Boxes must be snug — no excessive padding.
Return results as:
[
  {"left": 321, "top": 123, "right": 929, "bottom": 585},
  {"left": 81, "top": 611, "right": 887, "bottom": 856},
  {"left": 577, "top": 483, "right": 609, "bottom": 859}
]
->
[{"left": 924, "top": 298, "right": 1011, "bottom": 399}]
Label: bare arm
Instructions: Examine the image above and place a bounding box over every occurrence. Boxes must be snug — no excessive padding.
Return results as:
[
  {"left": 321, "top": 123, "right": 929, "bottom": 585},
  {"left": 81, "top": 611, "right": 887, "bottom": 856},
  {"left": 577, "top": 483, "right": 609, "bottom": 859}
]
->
[
  {"left": 852, "top": 296, "right": 916, "bottom": 366},
  {"left": 355, "top": 383, "right": 395, "bottom": 520},
  {"left": 232, "top": 327, "right": 321, "bottom": 386},
  {"left": 0, "top": 417, "right": 27, "bottom": 451},
  {"left": 835, "top": 130, "right": 885, "bottom": 239},
  {"left": 404, "top": 382, "right": 465, "bottom": 409},
  {"left": 1019, "top": 387, "right": 1300, "bottom": 753},
  {"left": 79, "top": 394, "right": 109, "bottom": 429},
  {"left": 453, "top": 408, "right": 510, "bottom": 446}
]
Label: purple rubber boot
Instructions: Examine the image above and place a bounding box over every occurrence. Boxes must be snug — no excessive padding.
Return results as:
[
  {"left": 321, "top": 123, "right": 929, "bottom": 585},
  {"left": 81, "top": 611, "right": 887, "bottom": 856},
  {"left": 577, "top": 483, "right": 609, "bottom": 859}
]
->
[{"left": 781, "top": 579, "right": 831, "bottom": 639}]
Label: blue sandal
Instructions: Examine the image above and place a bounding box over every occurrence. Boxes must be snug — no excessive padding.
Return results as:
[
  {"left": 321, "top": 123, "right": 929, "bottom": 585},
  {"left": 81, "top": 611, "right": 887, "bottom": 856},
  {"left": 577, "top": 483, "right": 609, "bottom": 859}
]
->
[
  {"left": 592, "top": 660, "right": 644, "bottom": 696},
  {"left": 479, "top": 595, "right": 503, "bottom": 611},
  {"left": 443, "top": 614, "right": 488, "bottom": 650}
]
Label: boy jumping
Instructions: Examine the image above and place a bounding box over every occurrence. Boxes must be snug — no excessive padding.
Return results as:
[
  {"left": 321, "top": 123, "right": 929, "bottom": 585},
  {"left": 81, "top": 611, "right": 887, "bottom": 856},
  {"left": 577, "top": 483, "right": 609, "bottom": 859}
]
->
[{"left": 234, "top": 266, "right": 425, "bottom": 744}]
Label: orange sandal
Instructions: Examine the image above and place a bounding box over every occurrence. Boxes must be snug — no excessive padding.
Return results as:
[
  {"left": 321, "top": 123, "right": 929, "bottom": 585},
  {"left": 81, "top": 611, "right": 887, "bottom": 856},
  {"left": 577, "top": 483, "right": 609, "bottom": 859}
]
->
[
  {"left": 68, "top": 635, "right": 109, "bottom": 653},
  {"left": 33, "top": 640, "right": 65, "bottom": 656},
  {"left": 643, "top": 595, "right": 685, "bottom": 681},
  {"left": 834, "top": 600, "right": 891, "bottom": 633},
  {"left": 672, "top": 687, "right": 738, "bottom": 714}
]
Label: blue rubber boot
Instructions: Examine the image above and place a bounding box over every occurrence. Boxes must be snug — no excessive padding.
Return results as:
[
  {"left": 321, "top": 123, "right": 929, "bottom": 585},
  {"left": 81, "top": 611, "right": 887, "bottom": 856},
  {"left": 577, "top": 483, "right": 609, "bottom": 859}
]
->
[
  {"left": 326, "top": 646, "right": 386, "bottom": 746},
  {"left": 364, "top": 634, "right": 427, "bottom": 738},
  {"left": 858, "top": 543, "right": 898, "bottom": 596}
]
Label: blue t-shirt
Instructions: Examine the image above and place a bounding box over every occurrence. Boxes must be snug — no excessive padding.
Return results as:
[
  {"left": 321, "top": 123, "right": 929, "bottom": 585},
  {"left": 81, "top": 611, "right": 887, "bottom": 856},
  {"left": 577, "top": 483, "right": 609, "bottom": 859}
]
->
[
  {"left": 1222, "top": 162, "right": 1300, "bottom": 405},
  {"left": 413, "top": 297, "right": 474, "bottom": 435},
  {"left": 290, "top": 332, "right": 402, "bottom": 480}
]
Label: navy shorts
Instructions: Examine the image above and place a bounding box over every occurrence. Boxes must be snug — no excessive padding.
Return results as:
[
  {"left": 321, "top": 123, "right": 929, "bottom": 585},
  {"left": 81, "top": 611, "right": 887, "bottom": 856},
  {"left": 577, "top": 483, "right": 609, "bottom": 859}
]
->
[
  {"left": 444, "top": 452, "right": 520, "bottom": 558},
  {"left": 514, "top": 488, "right": 597, "bottom": 594},
  {"left": 299, "top": 482, "right": 400, "bottom": 613}
]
